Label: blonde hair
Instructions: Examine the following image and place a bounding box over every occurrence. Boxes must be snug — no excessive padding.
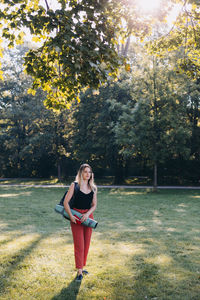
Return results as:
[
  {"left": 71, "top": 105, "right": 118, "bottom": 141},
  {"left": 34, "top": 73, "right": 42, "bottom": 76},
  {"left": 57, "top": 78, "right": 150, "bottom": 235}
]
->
[{"left": 75, "top": 163, "right": 97, "bottom": 192}]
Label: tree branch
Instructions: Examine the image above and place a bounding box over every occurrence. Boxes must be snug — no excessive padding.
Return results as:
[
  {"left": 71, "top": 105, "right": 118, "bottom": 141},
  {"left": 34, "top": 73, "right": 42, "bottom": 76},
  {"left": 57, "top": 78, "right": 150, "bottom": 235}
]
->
[
  {"left": 44, "top": 0, "right": 50, "bottom": 11},
  {"left": 165, "top": 0, "right": 188, "bottom": 37}
]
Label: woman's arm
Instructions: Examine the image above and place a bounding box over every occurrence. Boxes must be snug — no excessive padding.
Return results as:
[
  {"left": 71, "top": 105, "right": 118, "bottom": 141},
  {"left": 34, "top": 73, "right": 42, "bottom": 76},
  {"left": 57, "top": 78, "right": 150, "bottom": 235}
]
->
[
  {"left": 63, "top": 183, "right": 77, "bottom": 223},
  {"left": 81, "top": 191, "right": 97, "bottom": 223}
]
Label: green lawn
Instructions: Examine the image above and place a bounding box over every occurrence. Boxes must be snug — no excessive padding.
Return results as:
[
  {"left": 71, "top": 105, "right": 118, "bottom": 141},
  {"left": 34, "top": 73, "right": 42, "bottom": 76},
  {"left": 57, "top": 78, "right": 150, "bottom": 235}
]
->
[{"left": 0, "top": 187, "right": 199, "bottom": 300}]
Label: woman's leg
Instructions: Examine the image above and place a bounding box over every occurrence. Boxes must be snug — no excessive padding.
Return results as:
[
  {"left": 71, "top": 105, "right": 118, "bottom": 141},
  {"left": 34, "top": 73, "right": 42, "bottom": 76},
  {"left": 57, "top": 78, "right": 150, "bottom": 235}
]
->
[
  {"left": 83, "top": 225, "right": 92, "bottom": 267},
  {"left": 71, "top": 222, "right": 84, "bottom": 272}
]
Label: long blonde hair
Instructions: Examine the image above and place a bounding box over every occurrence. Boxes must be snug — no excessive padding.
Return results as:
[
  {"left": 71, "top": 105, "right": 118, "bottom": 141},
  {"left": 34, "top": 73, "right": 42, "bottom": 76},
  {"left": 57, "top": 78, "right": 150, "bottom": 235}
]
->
[{"left": 75, "top": 163, "right": 97, "bottom": 192}]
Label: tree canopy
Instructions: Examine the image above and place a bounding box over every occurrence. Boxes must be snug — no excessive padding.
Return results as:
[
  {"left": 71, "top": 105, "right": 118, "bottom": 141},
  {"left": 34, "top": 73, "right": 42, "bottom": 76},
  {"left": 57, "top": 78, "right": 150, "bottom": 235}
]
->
[
  {"left": 0, "top": 42, "right": 199, "bottom": 185},
  {"left": 0, "top": 0, "right": 169, "bottom": 109},
  {"left": 148, "top": 0, "right": 200, "bottom": 80}
]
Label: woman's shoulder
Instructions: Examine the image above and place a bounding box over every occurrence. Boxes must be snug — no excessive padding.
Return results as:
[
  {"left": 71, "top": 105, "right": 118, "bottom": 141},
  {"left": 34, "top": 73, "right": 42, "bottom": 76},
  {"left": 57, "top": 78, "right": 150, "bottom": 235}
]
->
[
  {"left": 71, "top": 181, "right": 78, "bottom": 185},
  {"left": 92, "top": 186, "right": 97, "bottom": 194},
  {"left": 69, "top": 182, "right": 80, "bottom": 194},
  {"left": 72, "top": 181, "right": 80, "bottom": 190},
  {"left": 68, "top": 182, "right": 75, "bottom": 191}
]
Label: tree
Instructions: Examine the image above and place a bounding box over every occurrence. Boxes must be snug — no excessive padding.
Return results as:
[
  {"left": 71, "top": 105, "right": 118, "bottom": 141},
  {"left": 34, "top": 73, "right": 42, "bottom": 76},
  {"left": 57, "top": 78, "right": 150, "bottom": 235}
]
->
[
  {"left": 0, "top": 0, "right": 166, "bottom": 109},
  {"left": 114, "top": 48, "right": 192, "bottom": 190},
  {"left": 0, "top": 46, "right": 74, "bottom": 177},
  {"left": 71, "top": 71, "right": 133, "bottom": 183},
  {"left": 0, "top": 0, "right": 130, "bottom": 108},
  {"left": 149, "top": 0, "right": 200, "bottom": 79}
]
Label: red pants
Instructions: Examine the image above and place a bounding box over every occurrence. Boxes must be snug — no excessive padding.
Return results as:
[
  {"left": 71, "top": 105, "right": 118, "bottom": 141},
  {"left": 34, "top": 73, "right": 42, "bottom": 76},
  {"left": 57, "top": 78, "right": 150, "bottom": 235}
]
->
[{"left": 70, "top": 209, "right": 93, "bottom": 269}]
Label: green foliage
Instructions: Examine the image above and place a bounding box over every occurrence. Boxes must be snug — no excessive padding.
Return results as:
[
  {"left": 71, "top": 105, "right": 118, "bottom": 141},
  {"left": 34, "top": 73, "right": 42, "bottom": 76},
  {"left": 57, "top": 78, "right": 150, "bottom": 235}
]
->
[
  {"left": 0, "top": 0, "right": 167, "bottom": 109},
  {"left": 0, "top": 0, "right": 132, "bottom": 108},
  {"left": 70, "top": 71, "right": 134, "bottom": 182},
  {"left": 148, "top": 0, "right": 200, "bottom": 80},
  {"left": 0, "top": 46, "right": 73, "bottom": 177},
  {"left": 115, "top": 97, "right": 191, "bottom": 162},
  {"left": 0, "top": 41, "right": 199, "bottom": 183},
  {"left": 113, "top": 47, "right": 192, "bottom": 169}
]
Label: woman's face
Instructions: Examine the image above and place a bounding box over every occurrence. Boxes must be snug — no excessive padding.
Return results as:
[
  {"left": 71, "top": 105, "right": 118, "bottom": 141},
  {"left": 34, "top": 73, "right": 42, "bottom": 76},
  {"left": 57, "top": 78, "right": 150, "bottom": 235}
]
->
[{"left": 82, "top": 167, "right": 92, "bottom": 181}]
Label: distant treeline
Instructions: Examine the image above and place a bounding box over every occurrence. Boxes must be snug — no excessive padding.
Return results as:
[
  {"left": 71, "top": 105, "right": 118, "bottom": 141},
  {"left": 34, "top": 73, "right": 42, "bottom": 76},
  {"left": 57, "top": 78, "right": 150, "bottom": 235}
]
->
[{"left": 0, "top": 45, "right": 199, "bottom": 185}]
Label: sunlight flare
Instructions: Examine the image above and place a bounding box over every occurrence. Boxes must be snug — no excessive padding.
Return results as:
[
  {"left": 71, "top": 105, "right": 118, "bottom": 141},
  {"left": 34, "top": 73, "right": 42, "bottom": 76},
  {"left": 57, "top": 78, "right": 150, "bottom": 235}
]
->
[{"left": 137, "top": 0, "right": 161, "bottom": 13}]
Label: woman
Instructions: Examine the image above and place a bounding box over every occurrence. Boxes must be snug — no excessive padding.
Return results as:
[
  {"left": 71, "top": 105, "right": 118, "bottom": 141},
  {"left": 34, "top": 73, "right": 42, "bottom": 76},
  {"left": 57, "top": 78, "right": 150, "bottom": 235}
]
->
[{"left": 64, "top": 163, "right": 97, "bottom": 282}]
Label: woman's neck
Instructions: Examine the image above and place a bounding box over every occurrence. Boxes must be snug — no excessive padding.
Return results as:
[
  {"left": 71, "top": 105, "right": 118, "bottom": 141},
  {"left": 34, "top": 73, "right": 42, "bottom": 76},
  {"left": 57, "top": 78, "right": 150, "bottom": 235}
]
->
[
  {"left": 81, "top": 180, "right": 88, "bottom": 187},
  {"left": 80, "top": 180, "right": 91, "bottom": 190}
]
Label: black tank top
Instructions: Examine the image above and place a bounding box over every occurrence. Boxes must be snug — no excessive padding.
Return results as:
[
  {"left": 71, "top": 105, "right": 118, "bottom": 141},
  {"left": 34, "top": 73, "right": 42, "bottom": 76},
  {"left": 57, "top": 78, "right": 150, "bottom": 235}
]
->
[{"left": 73, "top": 189, "right": 94, "bottom": 209}]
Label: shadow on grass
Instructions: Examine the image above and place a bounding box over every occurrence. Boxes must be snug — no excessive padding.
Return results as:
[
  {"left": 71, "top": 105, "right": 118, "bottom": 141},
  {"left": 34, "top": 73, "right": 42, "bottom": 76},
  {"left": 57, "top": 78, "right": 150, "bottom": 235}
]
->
[
  {"left": 51, "top": 279, "right": 81, "bottom": 300},
  {"left": 111, "top": 240, "right": 200, "bottom": 300},
  {"left": 0, "top": 233, "right": 26, "bottom": 246},
  {"left": 0, "top": 186, "right": 72, "bottom": 236},
  {"left": 106, "top": 256, "right": 200, "bottom": 300},
  {"left": 0, "top": 234, "right": 44, "bottom": 295},
  {"left": 130, "top": 261, "right": 169, "bottom": 300}
]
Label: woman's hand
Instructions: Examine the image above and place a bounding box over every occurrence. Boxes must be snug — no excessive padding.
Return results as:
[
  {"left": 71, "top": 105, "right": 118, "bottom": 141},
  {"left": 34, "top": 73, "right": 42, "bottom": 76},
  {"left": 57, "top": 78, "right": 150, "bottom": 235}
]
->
[
  {"left": 81, "top": 212, "right": 90, "bottom": 223},
  {"left": 70, "top": 215, "right": 77, "bottom": 224}
]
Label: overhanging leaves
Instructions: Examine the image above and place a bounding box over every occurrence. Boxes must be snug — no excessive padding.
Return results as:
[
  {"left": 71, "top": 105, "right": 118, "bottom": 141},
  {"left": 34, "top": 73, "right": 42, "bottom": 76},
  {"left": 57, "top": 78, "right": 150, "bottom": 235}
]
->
[{"left": 0, "top": 0, "right": 155, "bottom": 109}]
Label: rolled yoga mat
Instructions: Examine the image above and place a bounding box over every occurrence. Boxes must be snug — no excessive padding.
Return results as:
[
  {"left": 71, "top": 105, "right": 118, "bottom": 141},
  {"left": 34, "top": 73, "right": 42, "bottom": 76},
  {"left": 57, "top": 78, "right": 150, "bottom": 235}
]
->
[{"left": 55, "top": 204, "right": 98, "bottom": 229}]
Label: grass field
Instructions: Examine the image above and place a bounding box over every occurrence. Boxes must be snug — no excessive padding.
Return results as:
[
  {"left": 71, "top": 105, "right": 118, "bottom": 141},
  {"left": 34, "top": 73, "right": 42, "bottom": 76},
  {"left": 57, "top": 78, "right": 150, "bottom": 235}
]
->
[{"left": 0, "top": 186, "right": 199, "bottom": 300}]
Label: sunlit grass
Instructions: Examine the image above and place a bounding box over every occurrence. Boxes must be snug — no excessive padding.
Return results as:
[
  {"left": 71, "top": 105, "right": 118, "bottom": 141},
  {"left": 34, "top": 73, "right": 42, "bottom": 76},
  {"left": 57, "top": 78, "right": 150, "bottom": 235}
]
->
[
  {"left": 0, "top": 178, "right": 63, "bottom": 186},
  {"left": 0, "top": 187, "right": 199, "bottom": 299},
  {"left": 0, "top": 176, "right": 152, "bottom": 186}
]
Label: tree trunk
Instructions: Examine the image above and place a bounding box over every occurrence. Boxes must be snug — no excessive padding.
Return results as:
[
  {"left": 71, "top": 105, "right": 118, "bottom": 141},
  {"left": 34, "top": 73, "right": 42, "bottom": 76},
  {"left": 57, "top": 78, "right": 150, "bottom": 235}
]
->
[
  {"left": 113, "top": 160, "right": 125, "bottom": 184},
  {"left": 153, "top": 162, "right": 158, "bottom": 192},
  {"left": 123, "top": 36, "right": 131, "bottom": 57},
  {"left": 114, "top": 169, "right": 124, "bottom": 184},
  {"left": 58, "top": 164, "right": 61, "bottom": 181}
]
